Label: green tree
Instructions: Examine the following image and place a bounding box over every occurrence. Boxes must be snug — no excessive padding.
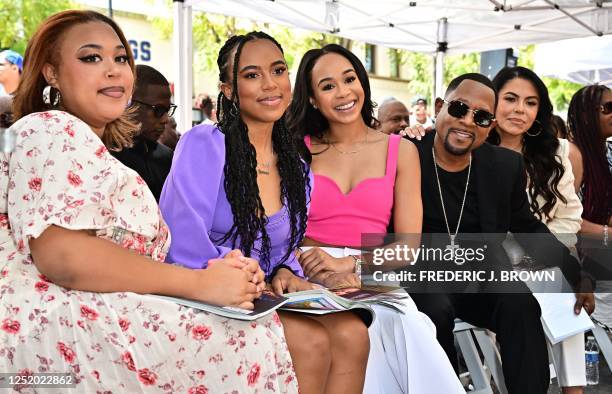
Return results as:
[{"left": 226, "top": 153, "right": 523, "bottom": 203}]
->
[
  {"left": 149, "top": 7, "right": 341, "bottom": 76},
  {"left": 398, "top": 51, "right": 479, "bottom": 99},
  {"left": 518, "top": 45, "right": 581, "bottom": 113},
  {"left": 399, "top": 45, "right": 581, "bottom": 112},
  {"left": 0, "top": 0, "right": 75, "bottom": 54}
]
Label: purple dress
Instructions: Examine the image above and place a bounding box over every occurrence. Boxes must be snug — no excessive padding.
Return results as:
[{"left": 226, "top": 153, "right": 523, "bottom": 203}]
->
[{"left": 159, "top": 124, "right": 310, "bottom": 278}]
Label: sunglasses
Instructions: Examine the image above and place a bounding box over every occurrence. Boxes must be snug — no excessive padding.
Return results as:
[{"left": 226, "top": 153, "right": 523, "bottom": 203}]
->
[
  {"left": 444, "top": 99, "right": 495, "bottom": 128},
  {"left": 132, "top": 99, "right": 177, "bottom": 118},
  {"left": 599, "top": 101, "right": 612, "bottom": 115}
]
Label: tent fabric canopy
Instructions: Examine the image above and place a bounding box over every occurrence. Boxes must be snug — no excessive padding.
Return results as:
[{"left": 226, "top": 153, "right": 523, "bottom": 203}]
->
[
  {"left": 174, "top": 0, "right": 612, "bottom": 130},
  {"left": 535, "top": 35, "right": 612, "bottom": 86},
  {"left": 186, "top": 0, "right": 612, "bottom": 55}
]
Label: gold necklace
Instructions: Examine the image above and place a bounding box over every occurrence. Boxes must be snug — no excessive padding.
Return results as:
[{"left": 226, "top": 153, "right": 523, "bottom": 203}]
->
[
  {"left": 328, "top": 128, "right": 369, "bottom": 155},
  {"left": 257, "top": 151, "right": 274, "bottom": 175},
  {"left": 257, "top": 159, "right": 272, "bottom": 175}
]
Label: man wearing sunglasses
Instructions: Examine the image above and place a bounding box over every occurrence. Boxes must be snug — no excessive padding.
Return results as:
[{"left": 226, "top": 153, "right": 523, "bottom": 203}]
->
[
  {"left": 112, "top": 65, "right": 176, "bottom": 201},
  {"left": 402, "top": 73, "right": 594, "bottom": 394}
]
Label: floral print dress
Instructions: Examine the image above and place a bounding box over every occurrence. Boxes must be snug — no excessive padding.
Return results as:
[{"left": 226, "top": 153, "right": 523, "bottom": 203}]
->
[{"left": 0, "top": 111, "right": 298, "bottom": 393}]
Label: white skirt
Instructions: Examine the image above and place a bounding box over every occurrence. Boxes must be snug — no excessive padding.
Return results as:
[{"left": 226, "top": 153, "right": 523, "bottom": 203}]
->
[{"left": 309, "top": 247, "right": 464, "bottom": 394}]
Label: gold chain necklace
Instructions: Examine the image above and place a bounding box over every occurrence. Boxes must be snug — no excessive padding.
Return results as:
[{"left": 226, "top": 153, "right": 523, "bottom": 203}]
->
[
  {"left": 257, "top": 154, "right": 274, "bottom": 175},
  {"left": 328, "top": 128, "right": 369, "bottom": 155}
]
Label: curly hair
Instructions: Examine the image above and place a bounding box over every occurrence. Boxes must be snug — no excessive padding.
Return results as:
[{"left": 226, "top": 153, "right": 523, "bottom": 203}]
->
[
  {"left": 214, "top": 31, "right": 310, "bottom": 273},
  {"left": 286, "top": 43, "right": 380, "bottom": 163},
  {"left": 567, "top": 84, "right": 612, "bottom": 225},
  {"left": 487, "top": 66, "right": 566, "bottom": 221}
]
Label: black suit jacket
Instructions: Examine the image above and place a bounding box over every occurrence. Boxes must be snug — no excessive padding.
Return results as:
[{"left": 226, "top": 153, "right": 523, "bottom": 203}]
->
[
  {"left": 111, "top": 138, "right": 173, "bottom": 202},
  {"left": 413, "top": 131, "right": 590, "bottom": 289}
]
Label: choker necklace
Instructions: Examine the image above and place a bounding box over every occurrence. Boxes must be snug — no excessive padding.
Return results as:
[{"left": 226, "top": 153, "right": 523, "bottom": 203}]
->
[
  {"left": 432, "top": 146, "right": 471, "bottom": 250},
  {"left": 328, "top": 129, "right": 369, "bottom": 154}
]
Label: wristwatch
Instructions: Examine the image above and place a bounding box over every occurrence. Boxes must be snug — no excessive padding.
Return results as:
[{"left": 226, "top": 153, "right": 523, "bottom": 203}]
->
[{"left": 351, "top": 255, "right": 363, "bottom": 276}]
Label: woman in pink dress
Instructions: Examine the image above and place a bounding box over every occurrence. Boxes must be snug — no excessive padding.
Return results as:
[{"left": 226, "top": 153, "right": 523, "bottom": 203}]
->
[
  {"left": 286, "top": 44, "right": 463, "bottom": 394},
  {"left": 0, "top": 10, "right": 297, "bottom": 392}
]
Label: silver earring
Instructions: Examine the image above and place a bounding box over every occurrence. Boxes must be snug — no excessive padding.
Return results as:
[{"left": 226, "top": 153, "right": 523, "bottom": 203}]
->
[
  {"left": 526, "top": 119, "right": 542, "bottom": 137},
  {"left": 43, "top": 85, "right": 60, "bottom": 107}
]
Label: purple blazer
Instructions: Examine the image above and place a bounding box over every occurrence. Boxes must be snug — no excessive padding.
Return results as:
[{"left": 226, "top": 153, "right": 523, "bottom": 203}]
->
[{"left": 159, "top": 124, "right": 311, "bottom": 278}]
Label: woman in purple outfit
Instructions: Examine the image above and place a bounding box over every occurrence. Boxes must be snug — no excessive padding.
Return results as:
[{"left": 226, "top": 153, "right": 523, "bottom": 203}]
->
[{"left": 159, "top": 32, "right": 369, "bottom": 394}]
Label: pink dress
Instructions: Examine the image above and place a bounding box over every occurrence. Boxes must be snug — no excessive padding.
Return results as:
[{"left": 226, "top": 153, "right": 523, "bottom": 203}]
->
[
  {"left": 0, "top": 111, "right": 298, "bottom": 393},
  {"left": 304, "top": 134, "right": 400, "bottom": 247}
]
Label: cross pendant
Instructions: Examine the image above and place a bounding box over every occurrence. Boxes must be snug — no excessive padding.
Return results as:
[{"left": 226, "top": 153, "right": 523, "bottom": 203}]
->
[{"left": 446, "top": 235, "right": 459, "bottom": 250}]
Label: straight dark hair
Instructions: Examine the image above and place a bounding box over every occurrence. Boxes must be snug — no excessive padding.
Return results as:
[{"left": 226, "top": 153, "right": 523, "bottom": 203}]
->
[
  {"left": 286, "top": 43, "right": 379, "bottom": 163},
  {"left": 487, "top": 66, "right": 566, "bottom": 221},
  {"left": 215, "top": 31, "right": 310, "bottom": 274}
]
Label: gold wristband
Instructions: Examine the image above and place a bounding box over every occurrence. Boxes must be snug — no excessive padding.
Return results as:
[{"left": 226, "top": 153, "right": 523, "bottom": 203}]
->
[{"left": 350, "top": 255, "right": 363, "bottom": 276}]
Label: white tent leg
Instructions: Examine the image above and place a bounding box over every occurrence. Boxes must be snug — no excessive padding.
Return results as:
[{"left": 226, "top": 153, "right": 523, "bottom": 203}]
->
[
  {"left": 434, "top": 17, "right": 448, "bottom": 101},
  {"left": 435, "top": 50, "right": 445, "bottom": 100},
  {"left": 173, "top": 0, "right": 193, "bottom": 133}
]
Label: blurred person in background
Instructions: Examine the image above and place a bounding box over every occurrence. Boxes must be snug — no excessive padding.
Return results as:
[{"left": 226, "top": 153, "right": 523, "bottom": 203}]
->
[
  {"left": 111, "top": 64, "right": 175, "bottom": 201},
  {"left": 196, "top": 93, "right": 216, "bottom": 125},
  {"left": 0, "top": 49, "right": 23, "bottom": 96},
  {"left": 0, "top": 95, "right": 13, "bottom": 127},
  {"left": 551, "top": 114, "right": 569, "bottom": 139},
  {"left": 377, "top": 97, "right": 410, "bottom": 135},
  {"left": 158, "top": 115, "right": 179, "bottom": 150},
  {"left": 410, "top": 96, "right": 434, "bottom": 132}
]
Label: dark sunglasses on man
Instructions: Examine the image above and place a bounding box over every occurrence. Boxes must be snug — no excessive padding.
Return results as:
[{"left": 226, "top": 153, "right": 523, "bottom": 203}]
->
[
  {"left": 443, "top": 99, "right": 495, "bottom": 128},
  {"left": 132, "top": 99, "right": 177, "bottom": 118},
  {"left": 599, "top": 101, "right": 612, "bottom": 115}
]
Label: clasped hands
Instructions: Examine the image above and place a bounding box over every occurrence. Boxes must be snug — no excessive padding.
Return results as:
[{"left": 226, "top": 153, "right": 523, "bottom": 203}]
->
[
  {"left": 201, "top": 250, "right": 315, "bottom": 310},
  {"left": 297, "top": 247, "right": 361, "bottom": 289}
]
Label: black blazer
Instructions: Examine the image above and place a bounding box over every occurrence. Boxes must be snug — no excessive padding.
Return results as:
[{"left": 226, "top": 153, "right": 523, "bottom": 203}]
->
[
  {"left": 111, "top": 138, "right": 173, "bottom": 202},
  {"left": 413, "top": 131, "right": 590, "bottom": 289}
]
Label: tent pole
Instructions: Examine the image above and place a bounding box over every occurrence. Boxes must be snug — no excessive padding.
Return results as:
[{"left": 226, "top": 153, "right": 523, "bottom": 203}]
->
[
  {"left": 435, "top": 51, "right": 445, "bottom": 100},
  {"left": 434, "top": 17, "right": 448, "bottom": 101},
  {"left": 173, "top": 0, "right": 193, "bottom": 133}
]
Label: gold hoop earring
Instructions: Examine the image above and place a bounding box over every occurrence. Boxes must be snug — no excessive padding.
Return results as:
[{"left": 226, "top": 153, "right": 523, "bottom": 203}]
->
[{"left": 526, "top": 119, "right": 542, "bottom": 137}]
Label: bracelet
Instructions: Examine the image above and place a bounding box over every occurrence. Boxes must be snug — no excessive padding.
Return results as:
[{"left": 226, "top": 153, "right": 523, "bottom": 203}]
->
[
  {"left": 351, "top": 255, "right": 363, "bottom": 276},
  {"left": 604, "top": 224, "right": 609, "bottom": 247}
]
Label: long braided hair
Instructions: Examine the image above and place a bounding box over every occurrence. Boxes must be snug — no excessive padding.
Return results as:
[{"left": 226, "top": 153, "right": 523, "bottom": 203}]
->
[
  {"left": 215, "top": 31, "right": 310, "bottom": 273},
  {"left": 567, "top": 85, "right": 612, "bottom": 225},
  {"left": 487, "top": 67, "right": 566, "bottom": 221}
]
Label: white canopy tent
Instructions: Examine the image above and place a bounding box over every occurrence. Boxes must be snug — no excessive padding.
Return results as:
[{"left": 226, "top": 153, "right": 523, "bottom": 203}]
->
[
  {"left": 535, "top": 34, "right": 612, "bottom": 85},
  {"left": 173, "top": 0, "right": 612, "bottom": 131}
]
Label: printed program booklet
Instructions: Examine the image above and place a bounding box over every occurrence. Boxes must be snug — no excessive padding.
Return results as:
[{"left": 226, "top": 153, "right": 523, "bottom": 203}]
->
[
  {"left": 149, "top": 286, "right": 408, "bottom": 323},
  {"left": 280, "top": 286, "right": 409, "bottom": 326},
  {"left": 531, "top": 292, "right": 594, "bottom": 344},
  {"left": 148, "top": 292, "right": 289, "bottom": 321}
]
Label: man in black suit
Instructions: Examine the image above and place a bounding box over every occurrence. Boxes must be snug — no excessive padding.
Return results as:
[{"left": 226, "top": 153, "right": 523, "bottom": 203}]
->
[
  {"left": 111, "top": 65, "right": 176, "bottom": 201},
  {"left": 405, "top": 73, "right": 594, "bottom": 394}
]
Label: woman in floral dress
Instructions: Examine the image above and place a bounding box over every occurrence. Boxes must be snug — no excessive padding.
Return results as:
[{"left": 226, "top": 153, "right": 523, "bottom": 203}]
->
[{"left": 0, "top": 10, "right": 298, "bottom": 393}]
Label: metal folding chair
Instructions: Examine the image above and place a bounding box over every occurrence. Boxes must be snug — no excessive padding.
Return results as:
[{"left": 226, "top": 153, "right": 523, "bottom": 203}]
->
[{"left": 454, "top": 319, "right": 508, "bottom": 394}]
